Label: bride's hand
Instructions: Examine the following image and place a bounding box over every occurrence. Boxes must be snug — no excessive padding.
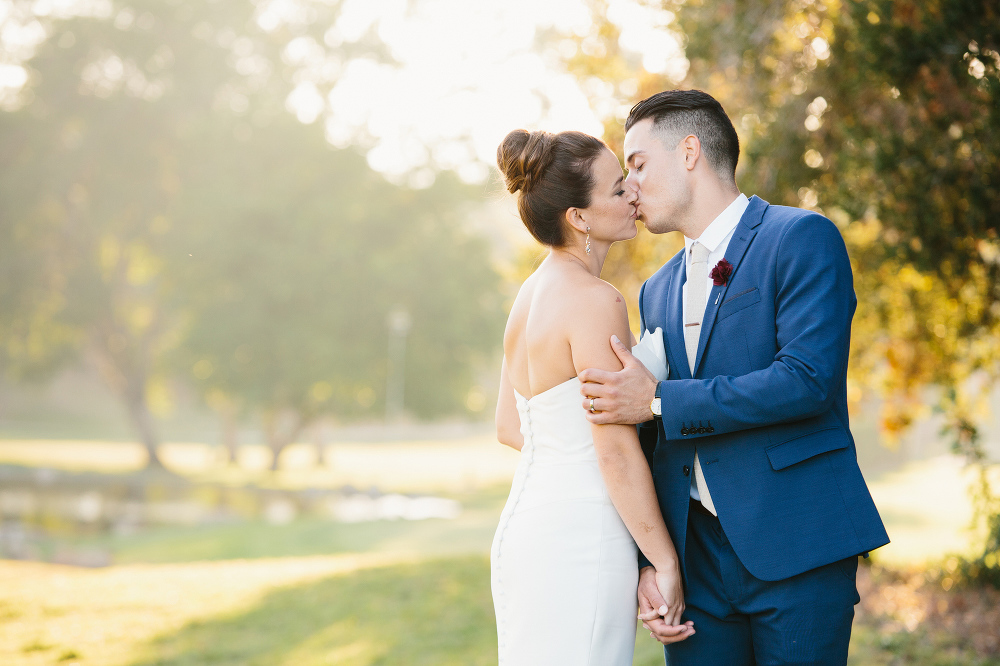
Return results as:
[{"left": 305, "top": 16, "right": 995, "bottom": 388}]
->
[
  {"left": 654, "top": 566, "right": 686, "bottom": 627},
  {"left": 637, "top": 566, "right": 694, "bottom": 644}
]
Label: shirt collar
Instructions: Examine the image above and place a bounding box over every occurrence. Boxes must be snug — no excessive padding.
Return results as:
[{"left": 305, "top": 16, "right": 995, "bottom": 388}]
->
[{"left": 684, "top": 193, "right": 749, "bottom": 258}]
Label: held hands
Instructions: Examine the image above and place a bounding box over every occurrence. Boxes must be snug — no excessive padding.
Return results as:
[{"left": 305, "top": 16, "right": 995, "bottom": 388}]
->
[
  {"left": 580, "top": 335, "right": 659, "bottom": 425},
  {"left": 637, "top": 566, "right": 694, "bottom": 644}
]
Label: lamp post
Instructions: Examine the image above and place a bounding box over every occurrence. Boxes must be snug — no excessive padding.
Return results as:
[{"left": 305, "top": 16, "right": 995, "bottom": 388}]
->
[{"left": 385, "top": 307, "right": 411, "bottom": 422}]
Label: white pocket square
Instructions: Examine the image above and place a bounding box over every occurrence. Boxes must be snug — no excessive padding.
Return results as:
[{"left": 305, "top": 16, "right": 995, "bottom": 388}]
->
[{"left": 631, "top": 327, "right": 669, "bottom": 381}]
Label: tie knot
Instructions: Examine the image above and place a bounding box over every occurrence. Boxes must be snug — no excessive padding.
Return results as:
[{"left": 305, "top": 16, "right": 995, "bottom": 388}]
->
[{"left": 690, "top": 242, "right": 710, "bottom": 264}]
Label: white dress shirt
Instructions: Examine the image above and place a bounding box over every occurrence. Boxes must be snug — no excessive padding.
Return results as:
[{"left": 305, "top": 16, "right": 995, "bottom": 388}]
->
[{"left": 682, "top": 193, "right": 749, "bottom": 502}]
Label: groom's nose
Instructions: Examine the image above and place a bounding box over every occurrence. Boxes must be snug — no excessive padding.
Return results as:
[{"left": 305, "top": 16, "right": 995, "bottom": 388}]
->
[{"left": 625, "top": 179, "right": 639, "bottom": 204}]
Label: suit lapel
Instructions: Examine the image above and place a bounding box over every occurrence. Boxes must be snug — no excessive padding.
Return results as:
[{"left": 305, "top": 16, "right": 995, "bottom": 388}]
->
[
  {"left": 692, "top": 196, "right": 769, "bottom": 376},
  {"left": 664, "top": 258, "right": 689, "bottom": 380}
]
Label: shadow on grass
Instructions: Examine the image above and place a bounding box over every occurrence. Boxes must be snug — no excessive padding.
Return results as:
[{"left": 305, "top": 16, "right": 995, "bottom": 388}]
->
[{"left": 126, "top": 556, "right": 498, "bottom": 666}]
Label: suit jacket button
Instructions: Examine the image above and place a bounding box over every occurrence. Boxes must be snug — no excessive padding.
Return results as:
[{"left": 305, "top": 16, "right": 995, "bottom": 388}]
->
[
  {"left": 680, "top": 426, "right": 689, "bottom": 436},
  {"left": 683, "top": 465, "right": 690, "bottom": 477}
]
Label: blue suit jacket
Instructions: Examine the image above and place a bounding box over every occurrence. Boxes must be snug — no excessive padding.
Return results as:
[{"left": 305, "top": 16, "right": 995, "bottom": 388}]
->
[{"left": 637, "top": 196, "right": 889, "bottom": 582}]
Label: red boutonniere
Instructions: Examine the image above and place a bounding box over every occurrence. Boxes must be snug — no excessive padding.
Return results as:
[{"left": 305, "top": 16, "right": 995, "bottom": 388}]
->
[{"left": 710, "top": 259, "right": 733, "bottom": 286}]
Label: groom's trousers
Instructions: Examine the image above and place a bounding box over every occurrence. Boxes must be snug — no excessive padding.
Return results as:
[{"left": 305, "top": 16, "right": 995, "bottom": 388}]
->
[{"left": 664, "top": 500, "right": 860, "bottom": 666}]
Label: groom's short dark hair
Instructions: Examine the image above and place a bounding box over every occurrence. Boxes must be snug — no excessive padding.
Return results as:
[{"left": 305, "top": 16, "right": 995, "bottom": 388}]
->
[{"left": 625, "top": 90, "right": 739, "bottom": 183}]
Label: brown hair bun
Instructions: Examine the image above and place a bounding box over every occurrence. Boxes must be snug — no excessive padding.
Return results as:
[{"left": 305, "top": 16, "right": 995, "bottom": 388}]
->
[
  {"left": 496, "top": 129, "right": 606, "bottom": 247},
  {"left": 497, "top": 129, "right": 555, "bottom": 194}
]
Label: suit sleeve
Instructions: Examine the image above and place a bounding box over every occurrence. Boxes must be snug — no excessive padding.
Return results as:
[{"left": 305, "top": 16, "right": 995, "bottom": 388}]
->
[
  {"left": 657, "top": 214, "right": 855, "bottom": 440},
  {"left": 636, "top": 280, "right": 657, "bottom": 572}
]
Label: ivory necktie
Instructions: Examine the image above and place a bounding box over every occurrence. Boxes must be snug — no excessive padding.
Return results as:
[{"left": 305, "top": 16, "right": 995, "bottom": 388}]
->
[{"left": 684, "top": 242, "right": 717, "bottom": 516}]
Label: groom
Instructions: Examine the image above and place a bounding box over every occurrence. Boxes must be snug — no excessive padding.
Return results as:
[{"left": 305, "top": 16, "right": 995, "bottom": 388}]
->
[{"left": 580, "top": 90, "right": 889, "bottom": 664}]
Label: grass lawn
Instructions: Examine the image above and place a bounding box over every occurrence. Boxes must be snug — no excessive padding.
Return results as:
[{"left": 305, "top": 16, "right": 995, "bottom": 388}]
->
[
  {"left": 1, "top": 439, "right": 998, "bottom": 664},
  {"left": 3, "top": 555, "right": 997, "bottom": 666}
]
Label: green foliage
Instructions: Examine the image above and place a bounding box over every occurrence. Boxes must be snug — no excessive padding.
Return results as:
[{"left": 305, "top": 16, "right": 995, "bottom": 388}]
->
[
  {"left": 171, "top": 118, "right": 503, "bottom": 425},
  {"left": 0, "top": 0, "right": 504, "bottom": 463}
]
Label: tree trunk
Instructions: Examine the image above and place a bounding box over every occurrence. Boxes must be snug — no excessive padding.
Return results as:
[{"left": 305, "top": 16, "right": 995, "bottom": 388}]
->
[
  {"left": 220, "top": 406, "right": 239, "bottom": 466},
  {"left": 263, "top": 410, "right": 302, "bottom": 472},
  {"left": 90, "top": 312, "right": 167, "bottom": 471},
  {"left": 124, "top": 383, "right": 164, "bottom": 469},
  {"left": 312, "top": 420, "right": 329, "bottom": 468}
]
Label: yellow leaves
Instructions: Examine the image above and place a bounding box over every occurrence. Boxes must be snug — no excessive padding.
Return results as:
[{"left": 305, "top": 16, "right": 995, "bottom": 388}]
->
[
  {"left": 978, "top": 240, "right": 1000, "bottom": 264},
  {"left": 192, "top": 359, "right": 214, "bottom": 380},
  {"left": 147, "top": 377, "right": 173, "bottom": 418},
  {"left": 848, "top": 246, "right": 1000, "bottom": 443},
  {"left": 356, "top": 387, "right": 376, "bottom": 408},
  {"left": 126, "top": 242, "right": 162, "bottom": 286},
  {"left": 465, "top": 386, "right": 486, "bottom": 412},
  {"left": 846, "top": 377, "right": 864, "bottom": 415},
  {"left": 803, "top": 148, "right": 824, "bottom": 168},
  {"left": 895, "top": 264, "right": 933, "bottom": 292},
  {"left": 841, "top": 216, "right": 881, "bottom": 247},
  {"left": 205, "top": 389, "right": 230, "bottom": 411},
  {"left": 879, "top": 399, "right": 922, "bottom": 448},
  {"left": 309, "top": 381, "right": 333, "bottom": 404},
  {"left": 2, "top": 297, "right": 79, "bottom": 370},
  {"left": 99, "top": 236, "right": 162, "bottom": 286},
  {"left": 127, "top": 304, "right": 155, "bottom": 333},
  {"left": 99, "top": 235, "right": 120, "bottom": 278}
]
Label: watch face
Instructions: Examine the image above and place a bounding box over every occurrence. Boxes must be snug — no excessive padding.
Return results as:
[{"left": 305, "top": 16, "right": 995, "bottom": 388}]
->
[{"left": 651, "top": 397, "right": 661, "bottom": 416}]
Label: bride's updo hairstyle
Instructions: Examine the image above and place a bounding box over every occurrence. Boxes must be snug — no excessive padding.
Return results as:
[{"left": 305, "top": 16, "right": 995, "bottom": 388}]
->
[{"left": 497, "top": 129, "right": 606, "bottom": 247}]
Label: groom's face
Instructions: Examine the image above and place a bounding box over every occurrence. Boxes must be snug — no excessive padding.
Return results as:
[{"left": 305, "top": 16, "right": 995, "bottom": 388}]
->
[{"left": 623, "top": 118, "right": 691, "bottom": 234}]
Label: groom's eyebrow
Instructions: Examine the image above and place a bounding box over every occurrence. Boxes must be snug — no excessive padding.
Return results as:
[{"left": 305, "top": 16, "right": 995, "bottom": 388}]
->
[{"left": 625, "top": 150, "right": 644, "bottom": 166}]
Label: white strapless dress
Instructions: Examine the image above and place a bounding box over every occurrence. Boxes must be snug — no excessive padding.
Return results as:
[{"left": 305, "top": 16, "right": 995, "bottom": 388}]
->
[
  {"left": 491, "top": 331, "right": 668, "bottom": 665},
  {"left": 491, "top": 377, "right": 638, "bottom": 665}
]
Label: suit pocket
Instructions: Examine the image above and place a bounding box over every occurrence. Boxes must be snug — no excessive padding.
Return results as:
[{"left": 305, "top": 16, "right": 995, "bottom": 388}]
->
[
  {"left": 717, "top": 287, "right": 760, "bottom": 321},
  {"left": 765, "top": 426, "right": 847, "bottom": 470}
]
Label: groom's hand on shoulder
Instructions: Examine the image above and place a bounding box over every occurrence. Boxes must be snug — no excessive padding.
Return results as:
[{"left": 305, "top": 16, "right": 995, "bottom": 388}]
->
[{"left": 580, "top": 335, "right": 658, "bottom": 425}]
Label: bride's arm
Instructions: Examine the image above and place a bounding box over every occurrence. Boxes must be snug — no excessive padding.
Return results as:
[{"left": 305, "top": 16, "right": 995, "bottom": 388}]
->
[
  {"left": 570, "top": 284, "right": 683, "bottom": 615},
  {"left": 495, "top": 358, "right": 524, "bottom": 451}
]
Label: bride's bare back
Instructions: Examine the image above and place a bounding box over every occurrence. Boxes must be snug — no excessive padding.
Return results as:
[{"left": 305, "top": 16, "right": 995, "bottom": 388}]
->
[
  {"left": 503, "top": 250, "right": 632, "bottom": 400},
  {"left": 504, "top": 257, "right": 576, "bottom": 397}
]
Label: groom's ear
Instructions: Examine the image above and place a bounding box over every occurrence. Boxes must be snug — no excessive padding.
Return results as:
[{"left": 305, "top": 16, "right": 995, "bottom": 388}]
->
[{"left": 680, "top": 135, "right": 701, "bottom": 172}]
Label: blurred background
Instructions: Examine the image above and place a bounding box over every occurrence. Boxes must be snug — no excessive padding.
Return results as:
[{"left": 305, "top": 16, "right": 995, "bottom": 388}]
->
[{"left": 0, "top": 0, "right": 998, "bottom": 664}]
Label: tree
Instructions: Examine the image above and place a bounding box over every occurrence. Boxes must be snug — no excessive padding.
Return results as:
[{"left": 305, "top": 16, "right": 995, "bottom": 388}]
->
[
  {"left": 171, "top": 117, "right": 504, "bottom": 469},
  {"left": 0, "top": 0, "right": 505, "bottom": 469},
  {"left": 0, "top": 0, "right": 247, "bottom": 465}
]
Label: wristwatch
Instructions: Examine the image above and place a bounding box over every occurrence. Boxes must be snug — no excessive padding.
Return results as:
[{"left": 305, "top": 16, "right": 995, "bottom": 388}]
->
[{"left": 649, "top": 382, "right": 662, "bottom": 418}]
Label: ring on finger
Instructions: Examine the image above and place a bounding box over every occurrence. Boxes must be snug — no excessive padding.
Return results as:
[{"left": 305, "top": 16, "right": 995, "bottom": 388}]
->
[{"left": 589, "top": 398, "right": 596, "bottom": 413}]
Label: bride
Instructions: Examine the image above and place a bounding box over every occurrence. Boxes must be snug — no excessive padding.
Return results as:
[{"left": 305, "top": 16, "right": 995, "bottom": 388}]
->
[{"left": 491, "top": 128, "right": 693, "bottom": 664}]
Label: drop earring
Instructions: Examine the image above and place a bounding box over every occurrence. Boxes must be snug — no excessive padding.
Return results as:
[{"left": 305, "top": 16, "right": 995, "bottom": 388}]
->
[{"left": 585, "top": 226, "right": 591, "bottom": 255}]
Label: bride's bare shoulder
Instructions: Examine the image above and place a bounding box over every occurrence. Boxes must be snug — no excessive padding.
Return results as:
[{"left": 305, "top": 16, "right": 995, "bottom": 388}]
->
[
  {"left": 563, "top": 275, "right": 632, "bottom": 373},
  {"left": 571, "top": 275, "right": 629, "bottom": 323},
  {"left": 510, "top": 263, "right": 627, "bottom": 332}
]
